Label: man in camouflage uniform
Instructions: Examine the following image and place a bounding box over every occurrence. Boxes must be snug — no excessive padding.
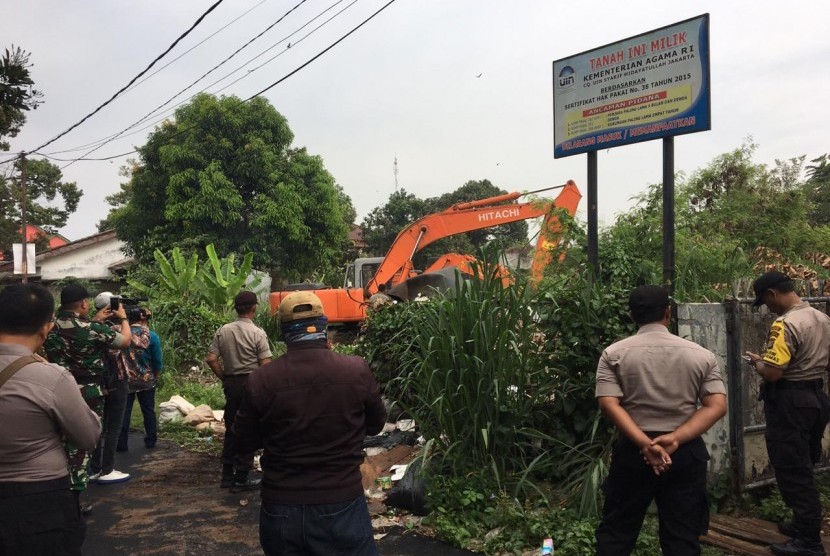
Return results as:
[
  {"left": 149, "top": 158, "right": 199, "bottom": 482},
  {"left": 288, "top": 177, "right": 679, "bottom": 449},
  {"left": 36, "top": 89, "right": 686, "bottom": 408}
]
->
[{"left": 43, "top": 284, "right": 131, "bottom": 505}]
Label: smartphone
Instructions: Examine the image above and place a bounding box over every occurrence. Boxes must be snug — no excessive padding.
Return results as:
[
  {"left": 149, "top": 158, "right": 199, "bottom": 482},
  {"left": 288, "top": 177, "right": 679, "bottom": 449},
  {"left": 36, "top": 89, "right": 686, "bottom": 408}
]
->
[{"left": 110, "top": 296, "right": 120, "bottom": 311}]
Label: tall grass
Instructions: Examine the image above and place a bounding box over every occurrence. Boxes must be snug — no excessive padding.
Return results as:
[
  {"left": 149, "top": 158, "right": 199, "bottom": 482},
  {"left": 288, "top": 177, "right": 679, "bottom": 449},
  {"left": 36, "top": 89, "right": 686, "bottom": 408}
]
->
[{"left": 393, "top": 258, "right": 563, "bottom": 498}]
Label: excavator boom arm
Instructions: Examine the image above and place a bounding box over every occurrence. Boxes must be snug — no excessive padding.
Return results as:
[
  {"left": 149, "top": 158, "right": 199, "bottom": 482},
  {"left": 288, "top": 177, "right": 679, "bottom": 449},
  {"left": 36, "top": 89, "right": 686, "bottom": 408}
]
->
[{"left": 368, "top": 180, "right": 581, "bottom": 293}]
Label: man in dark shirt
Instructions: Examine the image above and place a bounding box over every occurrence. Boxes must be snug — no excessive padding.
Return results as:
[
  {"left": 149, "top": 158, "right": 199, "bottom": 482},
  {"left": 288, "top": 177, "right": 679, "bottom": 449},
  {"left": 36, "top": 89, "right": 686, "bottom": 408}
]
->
[{"left": 234, "top": 291, "right": 386, "bottom": 556}]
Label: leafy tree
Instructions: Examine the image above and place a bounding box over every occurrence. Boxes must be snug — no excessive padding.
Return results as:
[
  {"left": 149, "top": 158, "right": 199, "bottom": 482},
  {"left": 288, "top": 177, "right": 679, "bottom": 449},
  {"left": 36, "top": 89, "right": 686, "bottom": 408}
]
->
[
  {"left": 102, "top": 93, "right": 353, "bottom": 282},
  {"left": 598, "top": 142, "right": 828, "bottom": 300},
  {"left": 0, "top": 158, "right": 82, "bottom": 259},
  {"left": 0, "top": 46, "right": 42, "bottom": 151},
  {"left": 805, "top": 154, "right": 830, "bottom": 226},
  {"left": 360, "top": 188, "right": 428, "bottom": 256}
]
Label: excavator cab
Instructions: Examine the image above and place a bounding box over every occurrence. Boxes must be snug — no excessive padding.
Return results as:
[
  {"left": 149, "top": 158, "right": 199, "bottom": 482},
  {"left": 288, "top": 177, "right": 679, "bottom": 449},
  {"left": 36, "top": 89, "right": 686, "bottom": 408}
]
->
[{"left": 343, "top": 257, "right": 384, "bottom": 289}]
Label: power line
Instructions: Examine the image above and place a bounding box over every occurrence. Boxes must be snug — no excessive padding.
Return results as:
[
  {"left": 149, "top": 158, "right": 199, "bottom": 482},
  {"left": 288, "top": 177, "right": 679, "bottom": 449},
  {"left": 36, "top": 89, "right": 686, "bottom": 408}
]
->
[
  {"left": 57, "top": 0, "right": 317, "bottom": 168},
  {"left": 246, "top": 0, "right": 397, "bottom": 100},
  {"left": 212, "top": 0, "right": 359, "bottom": 95},
  {"left": 26, "top": 0, "right": 227, "bottom": 155},
  {"left": 123, "top": 0, "right": 270, "bottom": 95},
  {"left": 18, "top": 0, "right": 399, "bottom": 167},
  {"left": 42, "top": 0, "right": 274, "bottom": 157}
]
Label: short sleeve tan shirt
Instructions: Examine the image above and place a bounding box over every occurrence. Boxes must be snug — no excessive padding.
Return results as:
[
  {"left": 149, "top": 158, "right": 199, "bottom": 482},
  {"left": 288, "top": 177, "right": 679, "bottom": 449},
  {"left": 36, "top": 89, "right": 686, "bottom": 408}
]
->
[
  {"left": 761, "top": 301, "right": 830, "bottom": 381},
  {"left": 209, "top": 318, "right": 272, "bottom": 376},
  {"left": 595, "top": 323, "right": 726, "bottom": 431}
]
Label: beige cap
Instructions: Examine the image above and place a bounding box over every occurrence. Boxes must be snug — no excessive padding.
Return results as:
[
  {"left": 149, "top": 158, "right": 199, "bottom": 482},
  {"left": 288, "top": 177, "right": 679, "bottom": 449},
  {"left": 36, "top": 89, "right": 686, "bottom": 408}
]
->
[{"left": 279, "top": 291, "right": 324, "bottom": 323}]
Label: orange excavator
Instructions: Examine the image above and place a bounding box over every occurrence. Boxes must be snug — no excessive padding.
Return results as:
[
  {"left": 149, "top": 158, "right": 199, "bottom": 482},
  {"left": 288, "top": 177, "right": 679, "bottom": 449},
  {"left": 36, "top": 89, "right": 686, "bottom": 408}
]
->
[{"left": 269, "top": 180, "right": 581, "bottom": 325}]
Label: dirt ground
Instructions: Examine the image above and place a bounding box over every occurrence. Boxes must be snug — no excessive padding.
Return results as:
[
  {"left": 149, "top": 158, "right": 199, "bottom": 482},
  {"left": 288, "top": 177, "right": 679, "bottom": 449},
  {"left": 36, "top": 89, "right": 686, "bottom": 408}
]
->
[{"left": 83, "top": 432, "right": 476, "bottom": 556}]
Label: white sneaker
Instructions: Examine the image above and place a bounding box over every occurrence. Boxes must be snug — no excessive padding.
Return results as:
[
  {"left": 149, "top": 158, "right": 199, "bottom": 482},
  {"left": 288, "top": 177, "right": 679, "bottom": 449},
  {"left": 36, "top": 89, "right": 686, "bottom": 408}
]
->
[
  {"left": 97, "top": 470, "right": 130, "bottom": 484},
  {"left": 88, "top": 472, "right": 100, "bottom": 482}
]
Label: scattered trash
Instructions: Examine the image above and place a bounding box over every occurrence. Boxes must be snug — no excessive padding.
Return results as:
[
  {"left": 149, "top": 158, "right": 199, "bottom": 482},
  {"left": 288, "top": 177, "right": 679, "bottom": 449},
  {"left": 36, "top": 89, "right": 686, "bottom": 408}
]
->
[
  {"left": 183, "top": 404, "right": 215, "bottom": 426},
  {"left": 365, "top": 447, "right": 387, "bottom": 457},
  {"left": 385, "top": 459, "right": 429, "bottom": 516},
  {"left": 168, "top": 395, "right": 195, "bottom": 415},
  {"left": 375, "top": 476, "right": 392, "bottom": 490},
  {"left": 389, "top": 464, "right": 408, "bottom": 481},
  {"left": 239, "top": 499, "right": 249, "bottom": 507},
  {"left": 373, "top": 533, "right": 387, "bottom": 541},
  {"left": 395, "top": 419, "right": 415, "bottom": 432},
  {"left": 363, "top": 430, "right": 418, "bottom": 449},
  {"left": 158, "top": 396, "right": 225, "bottom": 437},
  {"left": 364, "top": 488, "right": 386, "bottom": 501},
  {"left": 541, "top": 537, "right": 554, "bottom": 554},
  {"left": 158, "top": 402, "right": 184, "bottom": 426}
]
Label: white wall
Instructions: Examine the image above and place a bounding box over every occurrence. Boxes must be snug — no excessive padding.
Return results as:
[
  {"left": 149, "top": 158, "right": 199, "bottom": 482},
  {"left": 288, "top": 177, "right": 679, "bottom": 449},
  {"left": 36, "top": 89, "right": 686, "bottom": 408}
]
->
[
  {"left": 38, "top": 235, "right": 128, "bottom": 281},
  {"left": 677, "top": 303, "right": 732, "bottom": 481}
]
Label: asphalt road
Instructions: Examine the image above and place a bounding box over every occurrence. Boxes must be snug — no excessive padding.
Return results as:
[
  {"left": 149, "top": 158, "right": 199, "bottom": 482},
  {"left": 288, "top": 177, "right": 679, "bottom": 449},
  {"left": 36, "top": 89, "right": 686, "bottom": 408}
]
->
[{"left": 82, "top": 432, "right": 477, "bottom": 556}]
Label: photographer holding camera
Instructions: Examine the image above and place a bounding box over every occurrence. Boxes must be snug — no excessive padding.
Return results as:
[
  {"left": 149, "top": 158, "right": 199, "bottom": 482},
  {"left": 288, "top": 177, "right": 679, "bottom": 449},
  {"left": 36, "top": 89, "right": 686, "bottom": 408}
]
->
[
  {"left": 117, "top": 306, "right": 161, "bottom": 452},
  {"left": 87, "top": 293, "right": 150, "bottom": 485}
]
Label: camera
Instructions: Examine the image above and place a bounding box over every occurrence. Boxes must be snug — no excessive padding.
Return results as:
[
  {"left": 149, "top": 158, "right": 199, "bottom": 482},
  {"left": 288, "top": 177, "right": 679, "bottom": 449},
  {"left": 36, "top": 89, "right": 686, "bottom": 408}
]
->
[{"left": 111, "top": 296, "right": 150, "bottom": 323}]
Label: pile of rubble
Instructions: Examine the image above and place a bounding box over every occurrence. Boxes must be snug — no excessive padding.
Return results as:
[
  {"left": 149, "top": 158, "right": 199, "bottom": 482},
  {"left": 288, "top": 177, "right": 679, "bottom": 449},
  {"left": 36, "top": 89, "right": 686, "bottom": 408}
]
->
[{"left": 158, "top": 395, "right": 225, "bottom": 436}]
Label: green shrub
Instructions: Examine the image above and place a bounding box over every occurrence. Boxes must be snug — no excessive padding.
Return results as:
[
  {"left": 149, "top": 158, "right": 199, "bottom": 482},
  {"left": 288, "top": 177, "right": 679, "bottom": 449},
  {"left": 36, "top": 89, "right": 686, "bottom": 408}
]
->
[
  {"left": 149, "top": 299, "right": 230, "bottom": 372},
  {"left": 426, "top": 472, "right": 661, "bottom": 555}
]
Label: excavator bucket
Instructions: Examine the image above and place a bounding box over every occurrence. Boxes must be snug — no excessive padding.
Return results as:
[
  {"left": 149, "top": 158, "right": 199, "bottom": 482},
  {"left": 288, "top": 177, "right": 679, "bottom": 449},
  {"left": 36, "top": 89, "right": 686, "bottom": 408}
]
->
[{"left": 388, "top": 267, "right": 473, "bottom": 302}]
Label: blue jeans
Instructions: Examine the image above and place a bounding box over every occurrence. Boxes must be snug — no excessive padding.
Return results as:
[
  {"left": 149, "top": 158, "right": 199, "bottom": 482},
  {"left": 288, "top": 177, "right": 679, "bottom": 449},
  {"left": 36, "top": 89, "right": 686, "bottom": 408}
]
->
[
  {"left": 118, "top": 388, "right": 157, "bottom": 450},
  {"left": 260, "top": 495, "right": 378, "bottom": 556}
]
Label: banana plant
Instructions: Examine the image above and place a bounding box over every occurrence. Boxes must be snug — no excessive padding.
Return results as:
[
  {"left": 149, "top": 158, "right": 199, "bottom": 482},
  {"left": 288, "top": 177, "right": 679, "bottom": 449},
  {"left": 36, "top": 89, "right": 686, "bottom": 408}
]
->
[
  {"left": 128, "top": 247, "right": 199, "bottom": 298},
  {"left": 194, "top": 243, "right": 261, "bottom": 308}
]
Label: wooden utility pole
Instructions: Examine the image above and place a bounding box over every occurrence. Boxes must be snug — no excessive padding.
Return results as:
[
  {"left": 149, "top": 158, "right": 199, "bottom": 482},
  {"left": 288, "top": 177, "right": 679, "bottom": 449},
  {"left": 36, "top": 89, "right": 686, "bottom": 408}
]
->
[{"left": 19, "top": 152, "right": 28, "bottom": 283}]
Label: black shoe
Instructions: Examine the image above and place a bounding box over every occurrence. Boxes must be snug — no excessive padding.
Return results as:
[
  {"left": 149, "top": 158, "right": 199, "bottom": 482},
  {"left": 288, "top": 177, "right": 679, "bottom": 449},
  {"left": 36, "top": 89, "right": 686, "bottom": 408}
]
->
[
  {"left": 778, "top": 521, "right": 802, "bottom": 538},
  {"left": 769, "top": 538, "right": 826, "bottom": 556},
  {"left": 220, "top": 475, "right": 235, "bottom": 488},
  {"left": 116, "top": 445, "right": 128, "bottom": 453},
  {"left": 229, "top": 476, "right": 261, "bottom": 493},
  {"left": 144, "top": 441, "right": 156, "bottom": 449}
]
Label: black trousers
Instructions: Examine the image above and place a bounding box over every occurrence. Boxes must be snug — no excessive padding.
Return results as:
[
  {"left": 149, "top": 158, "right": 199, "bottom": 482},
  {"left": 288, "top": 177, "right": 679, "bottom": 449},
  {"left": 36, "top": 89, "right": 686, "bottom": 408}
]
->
[
  {"left": 0, "top": 479, "right": 82, "bottom": 556},
  {"left": 90, "top": 378, "right": 128, "bottom": 475},
  {"left": 222, "top": 374, "right": 254, "bottom": 474},
  {"left": 764, "top": 383, "right": 830, "bottom": 541},
  {"left": 596, "top": 435, "right": 710, "bottom": 556}
]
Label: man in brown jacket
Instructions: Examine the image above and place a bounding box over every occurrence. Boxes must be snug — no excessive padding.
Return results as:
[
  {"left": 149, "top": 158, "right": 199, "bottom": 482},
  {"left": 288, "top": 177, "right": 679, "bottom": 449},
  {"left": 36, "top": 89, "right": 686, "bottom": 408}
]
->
[{"left": 234, "top": 291, "right": 386, "bottom": 556}]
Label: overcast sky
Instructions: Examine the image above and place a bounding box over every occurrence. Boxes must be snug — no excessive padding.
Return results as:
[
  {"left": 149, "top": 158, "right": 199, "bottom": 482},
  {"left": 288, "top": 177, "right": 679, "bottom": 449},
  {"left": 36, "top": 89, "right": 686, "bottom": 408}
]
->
[{"left": 3, "top": 0, "right": 829, "bottom": 241}]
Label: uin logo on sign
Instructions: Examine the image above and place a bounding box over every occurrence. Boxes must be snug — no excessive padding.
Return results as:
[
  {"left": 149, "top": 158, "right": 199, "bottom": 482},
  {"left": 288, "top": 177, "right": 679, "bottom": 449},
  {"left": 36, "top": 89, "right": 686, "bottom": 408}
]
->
[{"left": 558, "top": 66, "right": 575, "bottom": 89}]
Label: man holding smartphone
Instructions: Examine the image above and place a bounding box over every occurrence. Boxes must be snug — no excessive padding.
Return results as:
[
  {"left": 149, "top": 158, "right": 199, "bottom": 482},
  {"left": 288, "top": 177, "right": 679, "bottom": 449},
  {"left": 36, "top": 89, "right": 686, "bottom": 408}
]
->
[{"left": 746, "top": 270, "right": 830, "bottom": 556}]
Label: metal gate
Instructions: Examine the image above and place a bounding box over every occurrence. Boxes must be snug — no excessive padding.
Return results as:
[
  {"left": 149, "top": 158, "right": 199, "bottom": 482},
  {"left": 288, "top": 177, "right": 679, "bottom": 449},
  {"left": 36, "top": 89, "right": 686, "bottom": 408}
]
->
[{"left": 724, "top": 296, "right": 830, "bottom": 490}]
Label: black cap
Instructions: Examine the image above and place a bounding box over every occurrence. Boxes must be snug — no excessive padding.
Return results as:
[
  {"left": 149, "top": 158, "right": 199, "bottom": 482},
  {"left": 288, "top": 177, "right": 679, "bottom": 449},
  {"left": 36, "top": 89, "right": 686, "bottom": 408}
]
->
[
  {"left": 752, "top": 270, "right": 792, "bottom": 307},
  {"left": 628, "top": 285, "right": 670, "bottom": 313},
  {"left": 233, "top": 290, "right": 257, "bottom": 309},
  {"left": 60, "top": 283, "right": 89, "bottom": 305}
]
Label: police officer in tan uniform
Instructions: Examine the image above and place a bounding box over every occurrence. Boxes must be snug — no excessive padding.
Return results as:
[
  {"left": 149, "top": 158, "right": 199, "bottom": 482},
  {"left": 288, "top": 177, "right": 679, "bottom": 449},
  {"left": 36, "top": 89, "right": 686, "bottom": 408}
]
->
[
  {"left": 595, "top": 285, "right": 727, "bottom": 556},
  {"left": 746, "top": 270, "right": 830, "bottom": 556},
  {"left": 206, "top": 291, "right": 272, "bottom": 492}
]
